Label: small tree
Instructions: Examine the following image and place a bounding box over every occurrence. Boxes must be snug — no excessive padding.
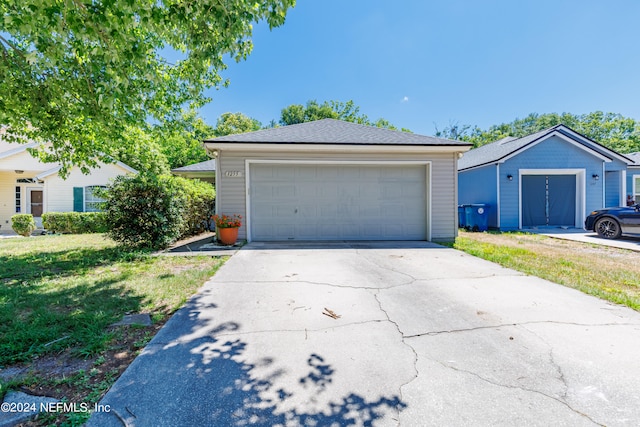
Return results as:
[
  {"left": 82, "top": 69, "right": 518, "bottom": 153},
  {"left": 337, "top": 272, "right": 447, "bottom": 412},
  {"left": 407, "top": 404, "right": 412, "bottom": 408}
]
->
[
  {"left": 105, "top": 174, "right": 186, "bottom": 249},
  {"left": 11, "top": 214, "right": 36, "bottom": 237},
  {"left": 177, "top": 177, "right": 216, "bottom": 238}
]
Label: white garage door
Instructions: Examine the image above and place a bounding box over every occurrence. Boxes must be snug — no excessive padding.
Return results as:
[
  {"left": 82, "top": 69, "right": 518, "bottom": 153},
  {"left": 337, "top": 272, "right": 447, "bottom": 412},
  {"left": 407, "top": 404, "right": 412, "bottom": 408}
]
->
[{"left": 249, "top": 163, "right": 428, "bottom": 241}]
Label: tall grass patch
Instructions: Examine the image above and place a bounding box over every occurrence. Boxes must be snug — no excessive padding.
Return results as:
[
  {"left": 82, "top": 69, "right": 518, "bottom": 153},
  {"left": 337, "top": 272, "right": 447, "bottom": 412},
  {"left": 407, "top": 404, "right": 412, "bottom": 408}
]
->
[{"left": 454, "top": 231, "right": 640, "bottom": 311}]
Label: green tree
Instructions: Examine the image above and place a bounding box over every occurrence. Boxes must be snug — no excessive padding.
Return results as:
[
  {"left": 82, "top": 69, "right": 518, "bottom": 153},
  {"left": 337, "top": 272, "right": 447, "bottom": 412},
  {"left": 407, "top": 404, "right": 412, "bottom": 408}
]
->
[
  {"left": 111, "top": 126, "right": 171, "bottom": 176},
  {"left": 440, "top": 112, "right": 640, "bottom": 153},
  {"left": 0, "top": 0, "right": 295, "bottom": 175},
  {"left": 154, "top": 110, "right": 215, "bottom": 169},
  {"left": 279, "top": 99, "right": 409, "bottom": 131},
  {"left": 280, "top": 100, "right": 339, "bottom": 125},
  {"left": 214, "top": 112, "right": 262, "bottom": 137},
  {"left": 434, "top": 122, "right": 472, "bottom": 141}
]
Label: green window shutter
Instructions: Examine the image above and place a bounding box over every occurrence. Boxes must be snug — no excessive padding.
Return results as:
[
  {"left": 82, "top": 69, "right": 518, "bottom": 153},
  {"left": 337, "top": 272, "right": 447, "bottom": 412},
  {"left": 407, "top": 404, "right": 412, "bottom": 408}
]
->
[{"left": 73, "top": 187, "right": 84, "bottom": 212}]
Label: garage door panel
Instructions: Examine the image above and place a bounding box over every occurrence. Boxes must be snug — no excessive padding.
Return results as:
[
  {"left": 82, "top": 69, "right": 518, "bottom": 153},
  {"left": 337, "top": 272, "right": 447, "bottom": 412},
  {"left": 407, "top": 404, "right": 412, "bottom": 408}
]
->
[
  {"left": 250, "top": 164, "right": 427, "bottom": 240},
  {"left": 381, "top": 183, "right": 404, "bottom": 198},
  {"left": 275, "top": 167, "right": 295, "bottom": 179},
  {"left": 297, "top": 170, "right": 318, "bottom": 182},
  {"left": 319, "top": 205, "right": 338, "bottom": 217},
  {"left": 274, "top": 185, "right": 296, "bottom": 198},
  {"left": 320, "top": 185, "right": 338, "bottom": 198},
  {"left": 316, "top": 167, "right": 336, "bottom": 179}
]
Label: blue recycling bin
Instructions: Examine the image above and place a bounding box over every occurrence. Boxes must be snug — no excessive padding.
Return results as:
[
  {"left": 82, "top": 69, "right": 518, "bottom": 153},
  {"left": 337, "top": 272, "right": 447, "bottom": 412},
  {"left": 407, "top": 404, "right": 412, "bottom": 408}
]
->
[
  {"left": 463, "top": 204, "right": 489, "bottom": 232},
  {"left": 458, "top": 205, "right": 466, "bottom": 229}
]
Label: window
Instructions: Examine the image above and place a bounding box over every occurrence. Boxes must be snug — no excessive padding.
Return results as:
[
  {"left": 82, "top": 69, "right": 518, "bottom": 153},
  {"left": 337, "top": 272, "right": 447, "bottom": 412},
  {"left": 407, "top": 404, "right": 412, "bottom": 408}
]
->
[
  {"left": 635, "top": 176, "right": 640, "bottom": 204},
  {"left": 84, "top": 186, "right": 106, "bottom": 212},
  {"left": 15, "top": 186, "right": 21, "bottom": 213}
]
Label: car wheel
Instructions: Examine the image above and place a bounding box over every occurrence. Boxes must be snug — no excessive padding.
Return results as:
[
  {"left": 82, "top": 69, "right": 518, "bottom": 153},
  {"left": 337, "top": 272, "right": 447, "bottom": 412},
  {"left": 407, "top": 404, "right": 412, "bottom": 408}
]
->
[{"left": 595, "top": 217, "right": 622, "bottom": 239}]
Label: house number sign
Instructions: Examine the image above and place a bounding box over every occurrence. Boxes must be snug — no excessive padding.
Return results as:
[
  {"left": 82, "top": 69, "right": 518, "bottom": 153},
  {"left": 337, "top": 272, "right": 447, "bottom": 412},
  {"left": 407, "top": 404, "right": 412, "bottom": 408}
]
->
[{"left": 224, "top": 170, "right": 243, "bottom": 177}]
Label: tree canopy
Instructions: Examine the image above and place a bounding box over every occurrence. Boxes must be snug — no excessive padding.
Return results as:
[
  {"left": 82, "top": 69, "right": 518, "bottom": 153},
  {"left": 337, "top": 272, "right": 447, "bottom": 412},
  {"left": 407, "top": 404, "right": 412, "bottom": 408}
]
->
[
  {"left": 153, "top": 109, "right": 216, "bottom": 170},
  {"left": 0, "top": 0, "right": 295, "bottom": 174},
  {"left": 214, "top": 112, "right": 262, "bottom": 137},
  {"left": 279, "top": 100, "right": 411, "bottom": 132},
  {"left": 435, "top": 112, "right": 640, "bottom": 154}
]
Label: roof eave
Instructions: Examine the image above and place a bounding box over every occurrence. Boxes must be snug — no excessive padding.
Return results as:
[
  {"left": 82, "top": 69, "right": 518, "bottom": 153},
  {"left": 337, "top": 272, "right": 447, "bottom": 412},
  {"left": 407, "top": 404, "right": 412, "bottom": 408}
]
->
[
  {"left": 172, "top": 170, "right": 215, "bottom": 175},
  {"left": 203, "top": 142, "right": 472, "bottom": 154}
]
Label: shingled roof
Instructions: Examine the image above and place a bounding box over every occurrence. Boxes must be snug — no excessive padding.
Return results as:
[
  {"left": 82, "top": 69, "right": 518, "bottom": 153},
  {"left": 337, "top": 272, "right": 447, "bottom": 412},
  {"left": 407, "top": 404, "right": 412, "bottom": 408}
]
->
[
  {"left": 204, "top": 118, "right": 471, "bottom": 146},
  {"left": 171, "top": 159, "right": 216, "bottom": 173},
  {"left": 626, "top": 152, "right": 640, "bottom": 166},
  {"left": 458, "top": 127, "right": 552, "bottom": 170},
  {"left": 458, "top": 124, "right": 633, "bottom": 171}
]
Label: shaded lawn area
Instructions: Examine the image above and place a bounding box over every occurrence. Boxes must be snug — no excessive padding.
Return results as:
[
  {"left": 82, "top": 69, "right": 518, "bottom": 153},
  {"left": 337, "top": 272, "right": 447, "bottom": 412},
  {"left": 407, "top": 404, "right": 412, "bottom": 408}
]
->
[
  {"left": 452, "top": 230, "right": 640, "bottom": 311},
  {"left": 0, "top": 234, "right": 226, "bottom": 366}
]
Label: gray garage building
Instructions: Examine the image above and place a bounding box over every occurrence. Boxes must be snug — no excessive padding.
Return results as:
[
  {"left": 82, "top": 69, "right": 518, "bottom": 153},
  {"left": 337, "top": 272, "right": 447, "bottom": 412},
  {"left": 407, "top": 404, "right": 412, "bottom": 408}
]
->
[{"left": 204, "top": 119, "right": 470, "bottom": 242}]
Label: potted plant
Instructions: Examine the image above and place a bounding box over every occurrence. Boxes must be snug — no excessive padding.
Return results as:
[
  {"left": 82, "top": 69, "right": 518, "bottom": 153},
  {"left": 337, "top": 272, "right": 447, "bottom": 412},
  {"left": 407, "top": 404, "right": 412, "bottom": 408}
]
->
[{"left": 212, "top": 214, "right": 242, "bottom": 245}]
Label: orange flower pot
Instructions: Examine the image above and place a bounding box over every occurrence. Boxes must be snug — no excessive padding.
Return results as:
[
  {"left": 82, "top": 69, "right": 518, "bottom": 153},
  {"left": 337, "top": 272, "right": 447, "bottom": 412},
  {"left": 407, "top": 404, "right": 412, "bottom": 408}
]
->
[{"left": 217, "top": 227, "right": 239, "bottom": 245}]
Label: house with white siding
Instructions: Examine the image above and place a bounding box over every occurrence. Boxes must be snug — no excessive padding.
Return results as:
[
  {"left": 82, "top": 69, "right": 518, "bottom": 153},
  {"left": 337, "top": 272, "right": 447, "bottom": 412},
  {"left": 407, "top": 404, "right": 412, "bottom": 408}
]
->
[
  {"left": 458, "top": 125, "right": 634, "bottom": 231},
  {"left": 0, "top": 139, "right": 136, "bottom": 232},
  {"left": 203, "top": 118, "right": 471, "bottom": 242}
]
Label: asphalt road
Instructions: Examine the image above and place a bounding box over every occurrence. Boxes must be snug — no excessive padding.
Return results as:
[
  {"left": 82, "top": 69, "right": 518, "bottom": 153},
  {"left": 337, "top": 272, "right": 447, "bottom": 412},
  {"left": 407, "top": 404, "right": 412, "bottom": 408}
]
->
[{"left": 89, "top": 242, "right": 640, "bottom": 426}]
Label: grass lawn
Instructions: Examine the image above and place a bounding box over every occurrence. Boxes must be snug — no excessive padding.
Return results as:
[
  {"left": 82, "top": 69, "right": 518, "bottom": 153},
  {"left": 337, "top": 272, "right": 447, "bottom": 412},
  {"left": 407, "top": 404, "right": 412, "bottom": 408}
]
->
[
  {"left": 452, "top": 230, "right": 640, "bottom": 311},
  {"left": 0, "top": 233, "right": 226, "bottom": 425}
]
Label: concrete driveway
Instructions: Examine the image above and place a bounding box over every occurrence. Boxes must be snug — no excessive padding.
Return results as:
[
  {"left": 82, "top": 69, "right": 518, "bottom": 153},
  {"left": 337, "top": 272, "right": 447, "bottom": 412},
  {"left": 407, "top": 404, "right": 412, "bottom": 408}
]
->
[
  {"left": 89, "top": 242, "right": 640, "bottom": 426},
  {"left": 536, "top": 230, "right": 640, "bottom": 252}
]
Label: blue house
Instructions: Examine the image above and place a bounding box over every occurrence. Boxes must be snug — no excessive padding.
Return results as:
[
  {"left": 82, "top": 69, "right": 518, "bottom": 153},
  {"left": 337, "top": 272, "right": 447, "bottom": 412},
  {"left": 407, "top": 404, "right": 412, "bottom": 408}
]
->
[
  {"left": 625, "top": 152, "right": 640, "bottom": 205},
  {"left": 458, "top": 125, "right": 634, "bottom": 231}
]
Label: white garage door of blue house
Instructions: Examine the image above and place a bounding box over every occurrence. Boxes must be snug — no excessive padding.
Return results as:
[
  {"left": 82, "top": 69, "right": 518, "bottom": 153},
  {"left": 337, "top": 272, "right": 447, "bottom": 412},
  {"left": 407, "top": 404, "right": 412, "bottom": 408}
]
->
[
  {"left": 522, "top": 175, "right": 576, "bottom": 227},
  {"left": 249, "top": 163, "right": 428, "bottom": 240}
]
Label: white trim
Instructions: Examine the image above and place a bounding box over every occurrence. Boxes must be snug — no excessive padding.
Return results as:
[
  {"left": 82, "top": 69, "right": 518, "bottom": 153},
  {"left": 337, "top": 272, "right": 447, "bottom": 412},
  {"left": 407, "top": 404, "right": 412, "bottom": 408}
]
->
[
  {"left": 35, "top": 165, "right": 62, "bottom": 180},
  {"left": 215, "top": 155, "right": 221, "bottom": 216},
  {"left": 35, "top": 161, "right": 137, "bottom": 180},
  {"left": 244, "top": 159, "right": 433, "bottom": 242},
  {"left": 114, "top": 161, "right": 138, "bottom": 174},
  {"left": 206, "top": 142, "right": 469, "bottom": 155},
  {"left": 602, "top": 162, "right": 606, "bottom": 207},
  {"left": 26, "top": 186, "right": 44, "bottom": 217},
  {"left": 427, "top": 162, "right": 432, "bottom": 241},
  {"left": 496, "top": 163, "right": 501, "bottom": 229},
  {"left": 244, "top": 159, "right": 251, "bottom": 241},
  {"left": 0, "top": 142, "right": 39, "bottom": 160},
  {"left": 458, "top": 162, "right": 497, "bottom": 173},
  {"left": 621, "top": 169, "right": 627, "bottom": 207},
  {"left": 83, "top": 185, "right": 107, "bottom": 212},
  {"left": 518, "top": 169, "right": 586, "bottom": 230},
  {"left": 454, "top": 153, "right": 459, "bottom": 234},
  {"left": 499, "top": 131, "right": 612, "bottom": 164},
  {"left": 633, "top": 174, "right": 640, "bottom": 201}
]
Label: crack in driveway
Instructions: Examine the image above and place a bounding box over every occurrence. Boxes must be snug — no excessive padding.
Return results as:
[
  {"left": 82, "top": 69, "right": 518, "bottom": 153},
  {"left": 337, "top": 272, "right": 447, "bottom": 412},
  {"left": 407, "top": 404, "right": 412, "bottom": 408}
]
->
[
  {"left": 519, "top": 324, "right": 570, "bottom": 400},
  {"left": 430, "top": 358, "right": 605, "bottom": 426},
  {"left": 404, "top": 320, "right": 640, "bottom": 339},
  {"left": 371, "top": 289, "right": 419, "bottom": 426}
]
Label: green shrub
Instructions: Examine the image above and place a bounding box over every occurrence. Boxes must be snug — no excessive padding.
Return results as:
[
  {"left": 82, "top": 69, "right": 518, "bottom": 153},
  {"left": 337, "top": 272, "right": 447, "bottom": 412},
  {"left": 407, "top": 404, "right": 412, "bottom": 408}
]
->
[
  {"left": 177, "top": 177, "right": 216, "bottom": 238},
  {"left": 11, "top": 214, "right": 36, "bottom": 237},
  {"left": 42, "top": 212, "right": 109, "bottom": 234},
  {"left": 104, "top": 174, "right": 186, "bottom": 249},
  {"left": 104, "top": 174, "right": 216, "bottom": 249}
]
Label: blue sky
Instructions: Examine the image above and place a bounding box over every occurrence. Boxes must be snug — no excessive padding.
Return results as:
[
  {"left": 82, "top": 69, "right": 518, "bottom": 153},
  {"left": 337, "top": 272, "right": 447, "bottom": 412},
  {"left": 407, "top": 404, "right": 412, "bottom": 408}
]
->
[{"left": 201, "top": 0, "right": 640, "bottom": 136}]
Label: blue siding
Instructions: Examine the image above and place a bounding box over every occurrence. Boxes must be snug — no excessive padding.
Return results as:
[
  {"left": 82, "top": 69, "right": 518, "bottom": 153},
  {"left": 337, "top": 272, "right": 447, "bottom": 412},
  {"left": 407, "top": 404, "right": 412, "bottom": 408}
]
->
[
  {"left": 605, "top": 171, "right": 621, "bottom": 207},
  {"left": 458, "top": 165, "right": 498, "bottom": 228},
  {"left": 498, "top": 136, "right": 604, "bottom": 230},
  {"left": 604, "top": 160, "right": 628, "bottom": 172},
  {"left": 557, "top": 128, "right": 627, "bottom": 172}
]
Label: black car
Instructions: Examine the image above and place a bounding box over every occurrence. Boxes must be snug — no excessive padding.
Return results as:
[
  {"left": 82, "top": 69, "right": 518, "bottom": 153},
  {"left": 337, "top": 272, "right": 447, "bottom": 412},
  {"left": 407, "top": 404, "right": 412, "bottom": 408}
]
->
[{"left": 585, "top": 204, "right": 640, "bottom": 239}]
